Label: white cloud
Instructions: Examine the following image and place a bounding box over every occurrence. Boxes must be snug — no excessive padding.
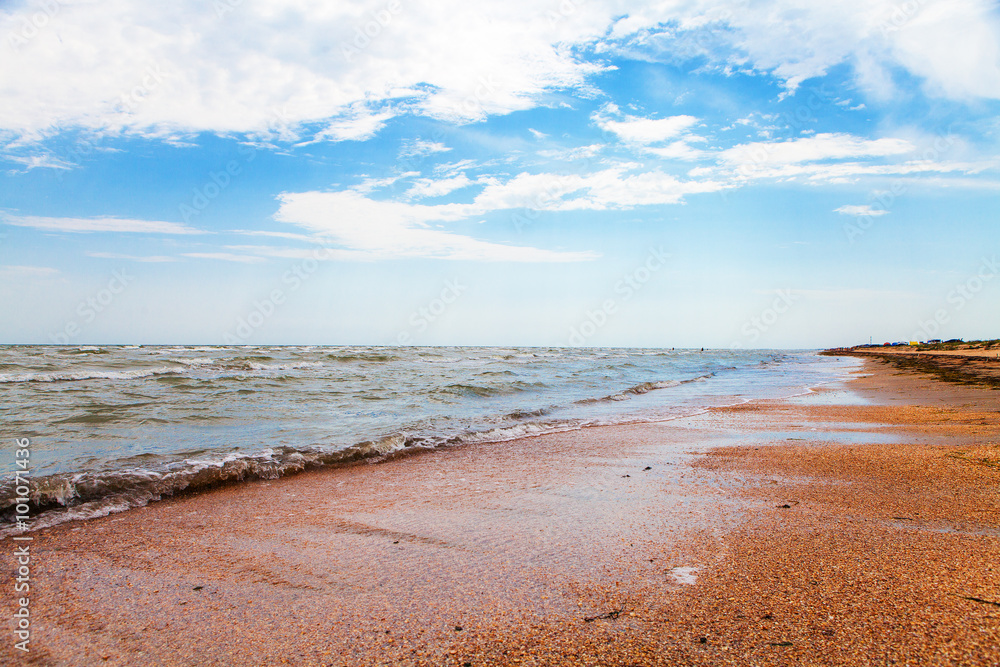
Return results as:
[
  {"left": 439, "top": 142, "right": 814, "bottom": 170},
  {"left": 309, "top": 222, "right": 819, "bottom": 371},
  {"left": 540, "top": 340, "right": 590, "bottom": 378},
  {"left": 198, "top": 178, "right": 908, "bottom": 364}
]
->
[
  {"left": 464, "top": 164, "right": 730, "bottom": 211},
  {"left": 884, "top": 0, "right": 1000, "bottom": 100},
  {"left": 273, "top": 163, "right": 729, "bottom": 261},
  {"left": 86, "top": 252, "right": 179, "bottom": 262},
  {"left": 537, "top": 144, "right": 603, "bottom": 160},
  {"left": 227, "top": 230, "right": 317, "bottom": 242},
  {"left": 581, "top": 169, "right": 728, "bottom": 206},
  {"left": 603, "top": 0, "right": 1000, "bottom": 99},
  {"left": 593, "top": 107, "right": 706, "bottom": 160},
  {"left": 222, "top": 245, "right": 371, "bottom": 261},
  {"left": 0, "top": 0, "right": 997, "bottom": 151},
  {"left": 835, "top": 204, "right": 888, "bottom": 217},
  {"left": 0, "top": 0, "right": 610, "bottom": 142},
  {"left": 596, "top": 113, "right": 700, "bottom": 144},
  {"left": 693, "top": 157, "right": 991, "bottom": 185},
  {"left": 315, "top": 110, "right": 395, "bottom": 142},
  {"left": 181, "top": 252, "right": 267, "bottom": 263},
  {"left": 0, "top": 265, "right": 59, "bottom": 278},
  {"left": 5, "top": 154, "right": 75, "bottom": 172},
  {"left": 274, "top": 190, "right": 598, "bottom": 262},
  {"left": 470, "top": 167, "right": 729, "bottom": 210},
  {"left": 2, "top": 214, "right": 202, "bottom": 234},
  {"left": 400, "top": 139, "right": 452, "bottom": 159},
  {"left": 406, "top": 174, "right": 476, "bottom": 199},
  {"left": 434, "top": 159, "right": 479, "bottom": 176},
  {"left": 352, "top": 172, "right": 420, "bottom": 193},
  {"left": 471, "top": 172, "right": 591, "bottom": 211},
  {"left": 644, "top": 141, "right": 708, "bottom": 161},
  {"left": 719, "top": 133, "right": 915, "bottom": 167}
]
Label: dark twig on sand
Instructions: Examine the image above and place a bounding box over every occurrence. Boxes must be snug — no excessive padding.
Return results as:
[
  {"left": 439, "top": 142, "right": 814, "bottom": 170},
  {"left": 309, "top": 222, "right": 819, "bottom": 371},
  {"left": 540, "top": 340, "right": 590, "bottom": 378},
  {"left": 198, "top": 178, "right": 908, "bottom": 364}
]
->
[
  {"left": 583, "top": 609, "right": 624, "bottom": 622},
  {"left": 957, "top": 595, "right": 1000, "bottom": 607}
]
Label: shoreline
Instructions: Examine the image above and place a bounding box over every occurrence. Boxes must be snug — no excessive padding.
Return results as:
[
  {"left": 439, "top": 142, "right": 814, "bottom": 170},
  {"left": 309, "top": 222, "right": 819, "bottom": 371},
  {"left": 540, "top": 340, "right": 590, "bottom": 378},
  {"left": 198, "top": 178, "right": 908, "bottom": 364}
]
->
[
  {"left": 825, "top": 345, "right": 1000, "bottom": 388},
  {"left": 5, "top": 358, "right": 1000, "bottom": 665},
  {"left": 2, "top": 352, "right": 854, "bottom": 539}
]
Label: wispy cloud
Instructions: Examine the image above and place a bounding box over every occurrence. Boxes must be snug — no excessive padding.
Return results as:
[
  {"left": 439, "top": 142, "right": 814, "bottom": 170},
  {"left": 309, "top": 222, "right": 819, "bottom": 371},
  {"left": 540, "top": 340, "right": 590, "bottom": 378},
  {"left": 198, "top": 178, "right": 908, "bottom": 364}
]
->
[
  {"left": 86, "top": 252, "right": 179, "bottom": 262},
  {"left": 315, "top": 110, "right": 396, "bottom": 142},
  {"left": 3, "top": 214, "right": 202, "bottom": 235},
  {"left": 0, "top": 265, "right": 59, "bottom": 278},
  {"left": 273, "top": 162, "right": 733, "bottom": 262},
  {"left": 5, "top": 154, "right": 75, "bottom": 172},
  {"left": 593, "top": 105, "right": 706, "bottom": 160},
  {"left": 719, "top": 133, "right": 915, "bottom": 167},
  {"left": 274, "top": 191, "right": 598, "bottom": 262},
  {"left": 406, "top": 174, "right": 477, "bottom": 199},
  {"left": 226, "top": 230, "right": 317, "bottom": 242},
  {"left": 400, "top": 139, "right": 452, "bottom": 159},
  {"left": 834, "top": 205, "right": 889, "bottom": 217},
  {"left": 181, "top": 252, "right": 267, "bottom": 263}
]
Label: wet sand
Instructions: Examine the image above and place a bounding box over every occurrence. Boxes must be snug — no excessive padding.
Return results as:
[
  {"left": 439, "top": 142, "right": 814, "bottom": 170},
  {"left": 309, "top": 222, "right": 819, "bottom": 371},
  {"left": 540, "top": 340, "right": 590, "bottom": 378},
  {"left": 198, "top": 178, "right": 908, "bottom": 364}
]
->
[{"left": 5, "top": 358, "right": 1000, "bottom": 666}]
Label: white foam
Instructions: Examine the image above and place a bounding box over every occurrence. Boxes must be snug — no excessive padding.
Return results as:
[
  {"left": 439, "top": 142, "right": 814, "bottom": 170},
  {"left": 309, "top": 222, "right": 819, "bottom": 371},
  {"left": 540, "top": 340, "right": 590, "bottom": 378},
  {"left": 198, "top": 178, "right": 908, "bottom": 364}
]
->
[
  {"left": 0, "top": 366, "right": 178, "bottom": 383},
  {"left": 669, "top": 566, "right": 698, "bottom": 585}
]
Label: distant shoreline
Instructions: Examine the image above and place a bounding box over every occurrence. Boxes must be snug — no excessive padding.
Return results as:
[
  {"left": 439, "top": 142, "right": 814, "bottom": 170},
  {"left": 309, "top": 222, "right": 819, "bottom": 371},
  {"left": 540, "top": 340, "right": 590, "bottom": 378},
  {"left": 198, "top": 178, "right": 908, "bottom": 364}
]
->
[{"left": 823, "top": 342, "right": 1000, "bottom": 388}]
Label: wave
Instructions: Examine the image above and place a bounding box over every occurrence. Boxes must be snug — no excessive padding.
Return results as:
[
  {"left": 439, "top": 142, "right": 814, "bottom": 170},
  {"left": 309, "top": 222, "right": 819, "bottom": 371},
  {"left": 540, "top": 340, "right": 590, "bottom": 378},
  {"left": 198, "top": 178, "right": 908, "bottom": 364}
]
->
[
  {"left": 0, "top": 347, "right": 848, "bottom": 537},
  {"left": 579, "top": 373, "right": 715, "bottom": 403},
  {"left": 0, "top": 366, "right": 181, "bottom": 383},
  {"left": 0, "top": 416, "right": 598, "bottom": 537},
  {"left": 326, "top": 352, "right": 398, "bottom": 363},
  {"left": 0, "top": 359, "right": 327, "bottom": 384},
  {"left": 0, "top": 435, "right": 411, "bottom": 537},
  {"left": 436, "top": 381, "right": 546, "bottom": 398}
]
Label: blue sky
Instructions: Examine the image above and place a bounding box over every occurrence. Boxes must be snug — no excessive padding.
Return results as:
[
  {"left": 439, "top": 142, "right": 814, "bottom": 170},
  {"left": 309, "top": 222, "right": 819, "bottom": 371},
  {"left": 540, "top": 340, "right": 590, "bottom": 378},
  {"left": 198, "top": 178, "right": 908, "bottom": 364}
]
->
[{"left": 1, "top": 0, "right": 998, "bottom": 347}]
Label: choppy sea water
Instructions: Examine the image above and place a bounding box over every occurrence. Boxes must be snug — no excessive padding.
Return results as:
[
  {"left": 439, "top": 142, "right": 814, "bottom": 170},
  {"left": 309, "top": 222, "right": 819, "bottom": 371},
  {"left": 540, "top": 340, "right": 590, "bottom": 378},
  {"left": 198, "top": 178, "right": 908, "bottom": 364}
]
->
[{"left": 0, "top": 346, "right": 861, "bottom": 533}]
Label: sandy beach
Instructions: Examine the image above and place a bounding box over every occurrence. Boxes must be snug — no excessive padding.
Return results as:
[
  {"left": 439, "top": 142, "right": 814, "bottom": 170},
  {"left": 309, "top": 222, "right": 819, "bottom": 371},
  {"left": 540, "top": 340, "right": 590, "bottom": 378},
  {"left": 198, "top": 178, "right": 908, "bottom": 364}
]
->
[
  {"left": 5, "top": 356, "right": 1000, "bottom": 666},
  {"left": 829, "top": 346, "right": 1000, "bottom": 388}
]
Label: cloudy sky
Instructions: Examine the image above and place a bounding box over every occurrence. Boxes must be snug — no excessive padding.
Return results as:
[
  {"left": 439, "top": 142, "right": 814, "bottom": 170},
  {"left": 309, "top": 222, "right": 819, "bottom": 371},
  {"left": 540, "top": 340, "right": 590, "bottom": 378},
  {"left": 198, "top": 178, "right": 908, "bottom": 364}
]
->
[{"left": 1, "top": 0, "right": 998, "bottom": 347}]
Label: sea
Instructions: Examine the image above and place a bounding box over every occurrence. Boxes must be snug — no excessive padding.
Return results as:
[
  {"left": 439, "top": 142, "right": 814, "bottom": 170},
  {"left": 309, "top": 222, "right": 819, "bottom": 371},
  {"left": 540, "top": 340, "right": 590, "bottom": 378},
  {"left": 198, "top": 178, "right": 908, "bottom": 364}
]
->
[{"left": 0, "top": 346, "right": 861, "bottom": 535}]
